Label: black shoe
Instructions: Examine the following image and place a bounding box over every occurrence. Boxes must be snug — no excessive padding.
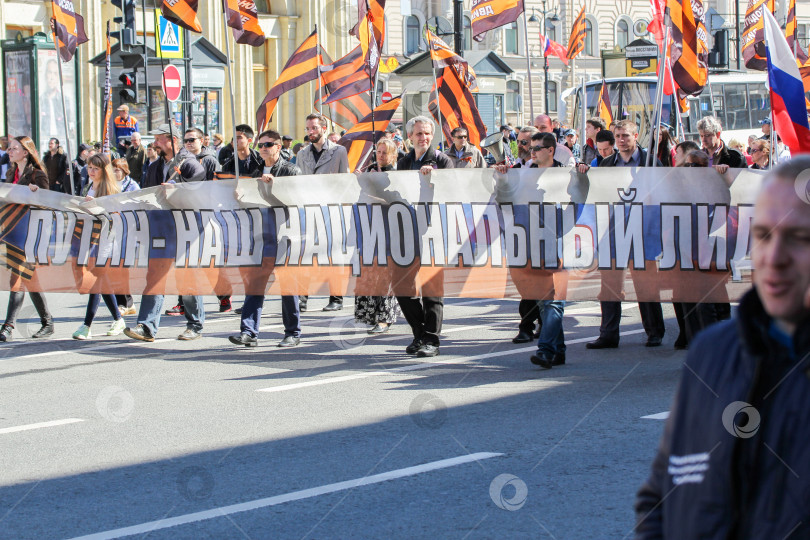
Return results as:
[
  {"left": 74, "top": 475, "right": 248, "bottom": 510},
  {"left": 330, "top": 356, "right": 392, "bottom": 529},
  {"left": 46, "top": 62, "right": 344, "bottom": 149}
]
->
[
  {"left": 646, "top": 336, "right": 663, "bottom": 347},
  {"left": 219, "top": 297, "right": 232, "bottom": 313},
  {"left": 406, "top": 338, "right": 423, "bottom": 354},
  {"left": 165, "top": 305, "right": 184, "bottom": 316},
  {"left": 229, "top": 332, "right": 258, "bottom": 347},
  {"left": 586, "top": 338, "right": 619, "bottom": 349},
  {"left": 0, "top": 324, "right": 12, "bottom": 342},
  {"left": 673, "top": 335, "right": 688, "bottom": 350},
  {"left": 278, "top": 335, "right": 300, "bottom": 347},
  {"left": 32, "top": 323, "right": 54, "bottom": 339},
  {"left": 322, "top": 301, "right": 343, "bottom": 312},
  {"left": 552, "top": 353, "right": 566, "bottom": 366},
  {"left": 416, "top": 343, "right": 440, "bottom": 357},
  {"left": 368, "top": 323, "right": 390, "bottom": 335},
  {"left": 512, "top": 330, "right": 534, "bottom": 344},
  {"left": 178, "top": 328, "right": 202, "bottom": 340},
  {"left": 124, "top": 324, "right": 155, "bottom": 342},
  {"left": 234, "top": 307, "right": 243, "bottom": 315},
  {"left": 299, "top": 301, "right": 307, "bottom": 312},
  {"left": 530, "top": 353, "right": 553, "bottom": 369}
]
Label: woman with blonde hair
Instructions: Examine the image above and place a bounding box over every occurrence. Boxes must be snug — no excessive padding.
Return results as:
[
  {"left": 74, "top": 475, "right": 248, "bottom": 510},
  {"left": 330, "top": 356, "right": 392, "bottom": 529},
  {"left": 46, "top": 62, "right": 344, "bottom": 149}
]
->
[
  {"left": 73, "top": 153, "right": 125, "bottom": 339},
  {"left": 749, "top": 139, "right": 770, "bottom": 170},
  {"left": 0, "top": 136, "right": 54, "bottom": 341}
]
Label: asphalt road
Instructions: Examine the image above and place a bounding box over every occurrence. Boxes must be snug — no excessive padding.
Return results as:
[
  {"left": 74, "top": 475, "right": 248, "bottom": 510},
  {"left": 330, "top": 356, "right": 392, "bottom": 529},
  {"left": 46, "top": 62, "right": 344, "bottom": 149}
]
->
[{"left": 0, "top": 293, "right": 686, "bottom": 539}]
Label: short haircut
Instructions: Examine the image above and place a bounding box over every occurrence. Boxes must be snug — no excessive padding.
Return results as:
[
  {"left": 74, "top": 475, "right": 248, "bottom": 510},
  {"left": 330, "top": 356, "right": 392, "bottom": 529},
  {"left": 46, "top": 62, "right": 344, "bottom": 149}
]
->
[
  {"left": 696, "top": 115, "right": 722, "bottom": 135},
  {"left": 451, "top": 126, "right": 468, "bottom": 137},
  {"left": 675, "top": 140, "right": 700, "bottom": 154},
  {"left": 406, "top": 116, "right": 434, "bottom": 136},
  {"left": 519, "top": 126, "right": 539, "bottom": 136},
  {"left": 305, "top": 113, "right": 327, "bottom": 128},
  {"left": 50, "top": 137, "right": 60, "bottom": 145},
  {"left": 614, "top": 120, "right": 638, "bottom": 134},
  {"left": 257, "top": 129, "right": 281, "bottom": 141},
  {"left": 184, "top": 127, "right": 204, "bottom": 139},
  {"left": 531, "top": 131, "right": 545, "bottom": 142},
  {"left": 586, "top": 117, "right": 606, "bottom": 131},
  {"left": 532, "top": 133, "right": 557, "bottom": 148},
  {"left": 595, "top": 129, "right": 615, "bottom": 145},
  {"left": 235, "top": 124, "right": 254, "bottom": 139},
  {"left": 111, "top": 157, "right": 130, "bottom": 176},
  {"left": 686, "top": 149, "right": 710, "bottom": 167}
]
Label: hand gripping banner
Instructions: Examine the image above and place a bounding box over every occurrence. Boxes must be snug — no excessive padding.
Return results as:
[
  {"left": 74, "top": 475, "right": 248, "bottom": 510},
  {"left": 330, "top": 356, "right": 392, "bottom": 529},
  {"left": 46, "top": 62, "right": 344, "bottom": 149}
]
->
[{"left": 0, "top": 168, "right": 765, "bottom": 302}]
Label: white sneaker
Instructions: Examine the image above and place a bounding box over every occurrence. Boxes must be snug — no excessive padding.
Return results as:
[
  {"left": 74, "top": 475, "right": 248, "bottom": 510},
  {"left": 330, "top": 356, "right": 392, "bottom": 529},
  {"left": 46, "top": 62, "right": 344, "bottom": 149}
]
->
[
  {"left": 107, "top": 318, "right": 126, "bottom": 336},
  {"left": 73, "top": 325, "right": 91, "bottom": 340}
]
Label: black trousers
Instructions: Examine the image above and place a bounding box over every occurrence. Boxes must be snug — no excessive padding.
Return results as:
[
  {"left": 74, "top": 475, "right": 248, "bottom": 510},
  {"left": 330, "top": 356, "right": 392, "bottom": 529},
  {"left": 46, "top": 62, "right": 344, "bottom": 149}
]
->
[
  {"left": 599, "top": 301, "right": 664, "bottom": 342},
  {"left": 396, "top": 296, "right": 443, "bottom": 345},
  {"left": 673, "top": 302, "right": 718, "bottom": 343},
  {"left": 299, "top": 295, "right": 342, "bottom": 306},
  {"left": 518, "top": 299, "right": 541, "bottom": 333},
  {"left": 4, "top": 291, "right": 52, "bottom": 327}
]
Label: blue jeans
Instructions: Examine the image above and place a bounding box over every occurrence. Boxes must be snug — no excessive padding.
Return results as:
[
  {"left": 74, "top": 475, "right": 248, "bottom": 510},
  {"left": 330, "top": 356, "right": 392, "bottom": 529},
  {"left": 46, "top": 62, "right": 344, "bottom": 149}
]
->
[
  {"left": 84, "top": 294, "right": 121, "bottom": 327},
  {"left": 535, "top": 300, "right": 565, "bottom": 356},
  {"left": 137, "top": 295, "right": 205, "bottom": 336},
  {"left": 240, "top": 295, "right": 300, "bottom": 338}
]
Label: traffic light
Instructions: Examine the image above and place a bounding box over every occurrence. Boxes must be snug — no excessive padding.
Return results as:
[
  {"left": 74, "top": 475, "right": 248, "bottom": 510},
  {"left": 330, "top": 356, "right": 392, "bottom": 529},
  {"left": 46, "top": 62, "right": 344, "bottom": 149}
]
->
[
  {"left": 112, "top": 0, "right": 137, "bottom": 47},
  {"left": 119, "top": 71, "right": 138, "bottom": 104},
  {"left": 708, "top": 29, "right": 728, "bottom": 68}
]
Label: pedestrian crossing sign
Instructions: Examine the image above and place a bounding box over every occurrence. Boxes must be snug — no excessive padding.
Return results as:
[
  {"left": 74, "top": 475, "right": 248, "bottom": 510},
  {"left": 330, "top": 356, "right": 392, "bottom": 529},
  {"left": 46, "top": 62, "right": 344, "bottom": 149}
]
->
[{"left": 154, "top": 13, "right": 184, "bottom": 59}]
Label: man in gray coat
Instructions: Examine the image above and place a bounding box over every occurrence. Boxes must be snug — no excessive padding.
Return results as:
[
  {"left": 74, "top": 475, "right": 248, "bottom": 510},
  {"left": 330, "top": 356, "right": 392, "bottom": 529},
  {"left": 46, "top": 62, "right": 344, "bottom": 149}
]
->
[{"left": 295, "top": 113, "right": 349, "bottom": 311}]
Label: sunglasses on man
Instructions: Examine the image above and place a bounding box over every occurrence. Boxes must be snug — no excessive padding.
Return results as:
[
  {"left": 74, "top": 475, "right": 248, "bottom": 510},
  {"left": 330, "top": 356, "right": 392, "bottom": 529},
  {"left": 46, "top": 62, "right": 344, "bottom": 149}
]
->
[
  {"left": 256, "top": 142, "right": 279, "bottom": 149},
  {"left": 531, "top": 145, "right": 555, "bottom": 153}
]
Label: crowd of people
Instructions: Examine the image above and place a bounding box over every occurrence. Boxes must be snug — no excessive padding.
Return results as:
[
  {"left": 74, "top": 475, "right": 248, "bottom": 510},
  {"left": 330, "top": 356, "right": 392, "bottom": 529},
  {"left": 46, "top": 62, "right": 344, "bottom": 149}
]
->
[{"left": 0, "top": 107, "right": 803, "bottom": 370}]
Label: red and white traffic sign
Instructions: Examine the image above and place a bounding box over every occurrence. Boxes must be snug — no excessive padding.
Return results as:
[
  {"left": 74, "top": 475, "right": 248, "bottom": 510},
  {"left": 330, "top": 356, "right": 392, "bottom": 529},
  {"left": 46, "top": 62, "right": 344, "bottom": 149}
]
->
[
  {"left": 381, "top": 91, "right": 393, "bottom": 104},
  {"left": 162, "top": 65, "right": 182, "bottom": 102}
]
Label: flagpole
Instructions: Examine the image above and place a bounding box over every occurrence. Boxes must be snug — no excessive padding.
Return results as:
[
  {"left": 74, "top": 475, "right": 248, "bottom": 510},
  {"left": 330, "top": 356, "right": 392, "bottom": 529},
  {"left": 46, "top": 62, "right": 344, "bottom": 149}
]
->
[
  {"left": 522, "top": 2, "right": 535, "bottom": 122},
  {"left": 221, "top": 3, "right": 240, "bottom": 182},
  {"left": 315, "top": 24, "right": 323, "bottom": 116},
  {"left": 50, "top": 21, "right": 76, "bottom": 195},
  {"left": 669, "top": 67, "right": 685, "bottom": 141},
  {"left": 154, "top": 0, "right": 177, "bottom": 158},
  {"left": 580, "top": 75, "right": 586, "bottom": 159},
  {"left": 649, "top": 22, "right": 670, "bottom": 167},
  {"left": 426, "top": 27, "right": 445, "bottom": 148}
]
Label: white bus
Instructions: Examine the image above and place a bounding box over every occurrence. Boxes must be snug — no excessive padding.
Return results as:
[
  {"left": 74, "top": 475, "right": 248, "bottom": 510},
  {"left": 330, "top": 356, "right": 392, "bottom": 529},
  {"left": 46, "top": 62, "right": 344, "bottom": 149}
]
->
[{"left": 570, "top": 73, "right": 772, "bottom": 146}]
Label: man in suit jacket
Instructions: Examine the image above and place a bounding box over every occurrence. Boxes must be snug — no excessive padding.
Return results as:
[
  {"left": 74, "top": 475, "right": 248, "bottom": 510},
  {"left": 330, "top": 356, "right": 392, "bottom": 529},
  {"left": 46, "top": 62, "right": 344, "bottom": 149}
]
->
[{"left": 296, "top": 113, "right": 350, "bottom": 312}]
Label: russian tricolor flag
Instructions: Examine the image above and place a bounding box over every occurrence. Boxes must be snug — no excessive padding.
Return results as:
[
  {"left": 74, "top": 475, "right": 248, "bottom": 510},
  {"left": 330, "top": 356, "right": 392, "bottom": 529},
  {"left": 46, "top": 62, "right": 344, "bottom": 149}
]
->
[{"left": 762, "top": 8, "right": 810, "bottom": 155}]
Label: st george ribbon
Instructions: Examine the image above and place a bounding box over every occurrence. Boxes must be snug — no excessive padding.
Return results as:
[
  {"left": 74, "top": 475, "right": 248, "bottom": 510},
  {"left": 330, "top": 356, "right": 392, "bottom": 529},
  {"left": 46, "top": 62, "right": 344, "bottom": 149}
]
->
[{"left": 0, "top": 168, "right": 764, "bottom": 302}]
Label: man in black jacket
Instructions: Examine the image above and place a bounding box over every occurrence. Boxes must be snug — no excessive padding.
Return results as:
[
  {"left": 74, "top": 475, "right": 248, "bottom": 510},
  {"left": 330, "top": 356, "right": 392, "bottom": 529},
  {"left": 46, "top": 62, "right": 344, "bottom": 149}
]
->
[
  {"left": 581, "top": 120, "right": 666, "bottom": 349},
  {"left": 697, "top": 115, "right": 746, "bottom": 168},
  {"left": 396, "top": 116, "right": 452, "bottom": 358},
  {"left": 634, "top": 157, "right": 810, "bottom": 539},
  {"left": 183, "top": 127, "right": 220, "bottom": 180},
  {"left": 221, "top": 124, "right": 263, "bottom": 177},
  {"left": 229, "top": 129, "right": 303, "bottom": 348}
]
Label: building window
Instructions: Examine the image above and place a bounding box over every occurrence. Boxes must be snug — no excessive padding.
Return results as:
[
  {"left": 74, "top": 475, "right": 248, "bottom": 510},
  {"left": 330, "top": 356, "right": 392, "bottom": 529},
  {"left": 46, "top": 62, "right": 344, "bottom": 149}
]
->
[
  {"left": 546, "top": 21, "right": 558, "bottom": 43},
  {"left": 547, "top": 81, "right": 558, "bottom": 112},
  {"left": 406, "top": 15, "right": 421, "bottom": 55},
  {"left": 506, "top": 80, "right": 521, "bottom": 111},
  {"left": 798, "top": 24, "right": 809, "bottom": 50},
  {"left": 463, "top": 16, "right": 472, "bottom": 49},
  {"left": 254, "top": 0, "right": 271, "bottom": 14},
  {"left": 505, "top": 22, "right": 519, "bottom": 54},
  {"left": 616, "top": 18, "right": 630, "bottom": 49},
  {"left": 584, "top": 18, "right": 595, "bottom": 56},
  {"left": 5, "top": 26, "right": 34, "bottom": 40}
]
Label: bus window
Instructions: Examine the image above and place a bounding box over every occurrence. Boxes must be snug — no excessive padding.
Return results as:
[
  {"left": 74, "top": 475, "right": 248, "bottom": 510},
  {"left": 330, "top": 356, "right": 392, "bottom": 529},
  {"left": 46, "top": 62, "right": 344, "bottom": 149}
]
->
[
  {"left": 622, "top": 82, "right": 659, "bottom": 145},
  {"left": 724, "top": 83, "right": 749, "bottom": 131},
  {"left": 710, "top": 84, "right": 726, "bottom": 127},
  {"left": 748, "top": 82, "right": 769, "bottom": 127}
]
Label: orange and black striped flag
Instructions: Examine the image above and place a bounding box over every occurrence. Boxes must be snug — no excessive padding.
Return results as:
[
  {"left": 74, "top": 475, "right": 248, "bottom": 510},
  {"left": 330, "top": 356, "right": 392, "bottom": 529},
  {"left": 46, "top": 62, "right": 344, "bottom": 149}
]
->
[
  {"left": 337, "top": 95, "right": 402, "bottom": 171},
  {"left": 429, "top": 66, "right": 487, "bottom": 146},
  {"left": 566, "top": 6, "right": 587, "bottom": 60},
  {"left": 223, "top": 0, "right": 266, "bottom": 46},
  {"left": 670, "top": 0, "right": 709, "bottom": 97},
  {"left": 741, "top": 0, "right": 774, "bottom": 70},
  {"left": 316, "top": 92, "right": 373, "bottom": 131},
  {"left": 50, "top": 0, "right": 88, "bottom": 62},
  {"left": 597, "top": 80, "right": 613, "bottom": 125},
  {"left": 426, "top": 29, "right": 479, "bottom": 91},
  {"left": 358, "top": 0, "right": 386, "bottom": 79},
  {"left": 322, "top": 46, "right": 372, "bottom": 104},
  {"left": 786, "top": 0, "right": 808, "bottom": 63},
  {"left": 256, "top": 30, "right": 321, "bottom": 131},
  {"left": 161, "top": 0, "right": 202, "bottom": 34},
  {"left": 470, "top": 0, "right": 523, "bottom": 42}
]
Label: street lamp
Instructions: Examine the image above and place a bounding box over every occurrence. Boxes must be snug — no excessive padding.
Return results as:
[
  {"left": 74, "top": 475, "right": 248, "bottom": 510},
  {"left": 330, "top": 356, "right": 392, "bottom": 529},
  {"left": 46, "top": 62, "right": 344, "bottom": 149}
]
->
[{"left": 529, "top": 1, "right": 559, "bottom": 115}]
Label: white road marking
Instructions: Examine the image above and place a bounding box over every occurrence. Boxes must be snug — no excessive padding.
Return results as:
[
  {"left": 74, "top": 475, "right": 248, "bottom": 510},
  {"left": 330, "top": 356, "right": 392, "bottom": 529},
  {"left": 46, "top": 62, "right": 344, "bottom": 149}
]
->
[
  {"left": 641, "top": 412, "right": 670, "bottom": 420},
  {"left": 69, "top": 452, "right": 503, "bottom": 540},
  {"left": 0, "top": 418, "right": 85, "bottom": 435},
  {"left": 257, "top": 329, "right": 647, "bottom": 393}
]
